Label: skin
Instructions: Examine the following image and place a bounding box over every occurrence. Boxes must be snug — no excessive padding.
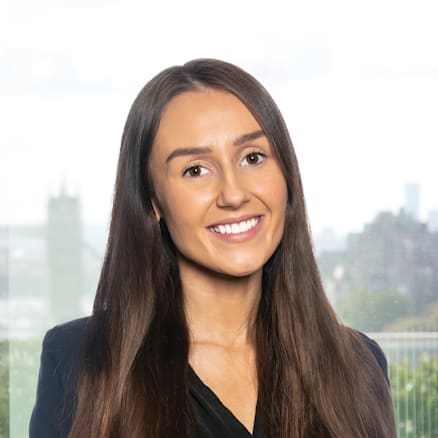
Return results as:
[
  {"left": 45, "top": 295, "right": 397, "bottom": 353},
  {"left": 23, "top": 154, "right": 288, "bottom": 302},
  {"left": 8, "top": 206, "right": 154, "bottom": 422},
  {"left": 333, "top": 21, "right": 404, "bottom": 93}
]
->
[{"left": 149, "top": 89, "right": 288, "bottom": 433}]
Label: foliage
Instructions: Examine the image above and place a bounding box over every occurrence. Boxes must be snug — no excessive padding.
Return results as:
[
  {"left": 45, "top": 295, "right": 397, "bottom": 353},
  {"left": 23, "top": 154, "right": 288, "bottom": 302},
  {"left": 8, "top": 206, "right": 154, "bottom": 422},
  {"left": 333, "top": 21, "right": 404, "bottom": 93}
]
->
[
  {"left": 0, "top": 338, "right": 43, "bottom": 438},
  {"left": 385, "top": 303, "right": 438, "bottom": 332},
  {"left": 339, "top": 289, "right": 410, "bottom": 332},
  {"left": 390, "top": 354, "right": 438, "bottom": 438},
  {"left": 0, "top": 341, "right": 9, "bottom": 438},
  {"left": 8, "top": 339, "right": 41, "bottom": 438},
  {"left": 1, "top": 338, "right": 438, "bottom": 438}
]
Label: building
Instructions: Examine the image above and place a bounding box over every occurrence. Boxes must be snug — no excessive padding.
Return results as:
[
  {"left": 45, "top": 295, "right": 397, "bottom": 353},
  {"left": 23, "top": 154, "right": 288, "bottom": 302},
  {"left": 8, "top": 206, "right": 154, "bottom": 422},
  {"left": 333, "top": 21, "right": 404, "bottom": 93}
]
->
[
  {"left": 0, "top": 226, "right": 8, "bottom": 340},
  {"left": 47, "top": 188, "right": 83, "bottom": 323},
  {"left": 404, "top": 182, "right": 421, "bottom": 221},
  {"left": 318, "top": 209, "right": 438, "bottom": 318},
  {"left": 428, "top": 210, "right": 438, "bottom": 233}
]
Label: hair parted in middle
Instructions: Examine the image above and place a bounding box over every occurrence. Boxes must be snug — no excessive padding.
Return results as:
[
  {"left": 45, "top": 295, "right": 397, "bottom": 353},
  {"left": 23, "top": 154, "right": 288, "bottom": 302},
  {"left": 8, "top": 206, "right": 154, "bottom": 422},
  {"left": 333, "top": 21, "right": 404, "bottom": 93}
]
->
[{"left": 69, "top": 58, "right": 396, "bottom": 438}]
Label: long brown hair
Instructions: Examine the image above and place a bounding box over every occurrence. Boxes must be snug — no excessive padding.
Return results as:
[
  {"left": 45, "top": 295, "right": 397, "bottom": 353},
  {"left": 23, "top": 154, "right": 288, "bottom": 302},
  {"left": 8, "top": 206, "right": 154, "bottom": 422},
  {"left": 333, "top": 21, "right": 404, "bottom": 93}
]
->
[{"left": 69, "top": 59, "right": 396, "bottom": 437}]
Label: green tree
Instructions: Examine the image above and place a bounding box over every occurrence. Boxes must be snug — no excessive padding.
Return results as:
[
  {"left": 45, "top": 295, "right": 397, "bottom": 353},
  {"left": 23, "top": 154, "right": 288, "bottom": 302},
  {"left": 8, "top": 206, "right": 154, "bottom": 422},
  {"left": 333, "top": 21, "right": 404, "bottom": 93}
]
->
[
  {"left": 384, "top": 302, "right": 438, "bottom": 332},
  {"left": 8, "top": 339, "right": 40, "bottom": 438},
  {"left": 0, "top": 341, "right": 9, "bottom": 438},
  {"left": 339, "top": 290, "right": 410, "bottom": 332},
  {"left": 390, "top": 355, "right": 438, "bottom": 438}
]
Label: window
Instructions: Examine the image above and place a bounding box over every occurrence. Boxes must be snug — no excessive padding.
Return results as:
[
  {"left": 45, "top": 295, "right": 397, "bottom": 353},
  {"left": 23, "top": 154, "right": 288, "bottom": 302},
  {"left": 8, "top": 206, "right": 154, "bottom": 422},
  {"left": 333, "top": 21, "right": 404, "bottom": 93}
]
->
[{"left": 1, "top": 2, "right": 437, "bottom": 437}]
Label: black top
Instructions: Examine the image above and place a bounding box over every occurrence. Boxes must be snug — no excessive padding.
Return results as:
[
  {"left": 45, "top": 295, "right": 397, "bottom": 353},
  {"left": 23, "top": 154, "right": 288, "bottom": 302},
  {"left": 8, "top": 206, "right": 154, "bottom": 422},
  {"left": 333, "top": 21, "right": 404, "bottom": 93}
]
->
[
  {"left": 29, "top": 317, "right": 388, "bottom": 438},
  {"left": 189, "top": 366, "right": 263, "bottom": 437}
]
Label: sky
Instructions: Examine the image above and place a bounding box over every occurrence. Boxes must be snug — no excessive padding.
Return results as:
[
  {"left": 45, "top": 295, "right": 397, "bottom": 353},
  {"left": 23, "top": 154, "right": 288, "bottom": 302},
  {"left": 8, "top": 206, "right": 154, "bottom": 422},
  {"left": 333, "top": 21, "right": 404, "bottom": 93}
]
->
[{"left": 1, "top": 0, "right": 438, "bottom": 234}]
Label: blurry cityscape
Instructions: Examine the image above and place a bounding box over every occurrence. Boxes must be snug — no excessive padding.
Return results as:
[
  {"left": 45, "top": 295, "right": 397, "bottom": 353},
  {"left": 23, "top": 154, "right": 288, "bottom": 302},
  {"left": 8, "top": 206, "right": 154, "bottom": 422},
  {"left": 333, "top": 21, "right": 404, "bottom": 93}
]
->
[
  {"left": 0, "top": 182, "right": 437, "bottom": 438},
  {"left": 0, "top": 185, "right": 107, "bottom": 340},
  {"left": 0, "top": 182, "right": 438, "bottom": 338},
  {"left": 315, "top": 182, "right": 438, "bottom": 333}
]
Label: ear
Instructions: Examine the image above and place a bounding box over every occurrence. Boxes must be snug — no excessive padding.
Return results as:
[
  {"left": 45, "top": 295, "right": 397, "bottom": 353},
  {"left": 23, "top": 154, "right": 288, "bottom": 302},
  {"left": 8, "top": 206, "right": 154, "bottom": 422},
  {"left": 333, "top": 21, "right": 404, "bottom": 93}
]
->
[{"left": 151, "top": 199, "right": 162, "bottom": 222}]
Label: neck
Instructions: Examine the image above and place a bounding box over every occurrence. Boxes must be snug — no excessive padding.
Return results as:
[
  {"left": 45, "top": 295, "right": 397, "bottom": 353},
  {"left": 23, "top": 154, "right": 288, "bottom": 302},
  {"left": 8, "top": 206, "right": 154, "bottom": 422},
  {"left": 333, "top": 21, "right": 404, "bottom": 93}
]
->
[{"left": 178, "top": 257, "right": 262, "bottom": 348}]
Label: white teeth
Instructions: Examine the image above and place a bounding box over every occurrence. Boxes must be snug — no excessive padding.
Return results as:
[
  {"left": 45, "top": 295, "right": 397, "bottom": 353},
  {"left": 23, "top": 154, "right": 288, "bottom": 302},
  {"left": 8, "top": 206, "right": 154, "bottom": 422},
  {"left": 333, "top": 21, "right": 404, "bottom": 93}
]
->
[
  {"left": 240, "top": 221, "right": 248, "bottom": 232},
  {"left": 210, "top": 217, "right": 261, "bottom": 235}
]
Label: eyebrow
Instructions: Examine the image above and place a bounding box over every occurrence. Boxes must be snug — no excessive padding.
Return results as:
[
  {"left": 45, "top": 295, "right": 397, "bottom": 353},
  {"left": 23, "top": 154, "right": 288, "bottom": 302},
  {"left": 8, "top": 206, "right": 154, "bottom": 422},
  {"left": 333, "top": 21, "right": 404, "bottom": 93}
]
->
[
  {"left": 233, "top": 129, "right": 265, "bottom": 146},
  {"left": 165, "top": 129, "right": 266, "bottom": 163}
]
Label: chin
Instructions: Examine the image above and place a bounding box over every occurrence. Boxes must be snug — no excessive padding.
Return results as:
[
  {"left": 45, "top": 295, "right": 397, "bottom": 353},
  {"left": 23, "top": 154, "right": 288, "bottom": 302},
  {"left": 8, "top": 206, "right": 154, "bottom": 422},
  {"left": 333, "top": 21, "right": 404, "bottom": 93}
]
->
[
  {"left": 223, "top": 269, "right": 257, "bottom": 278},
  {"left": 178, "top": 251, "right": 265, "bottom": 279},
  {"left": 216, "top": 261, "right": 264, "bottom": 278}
]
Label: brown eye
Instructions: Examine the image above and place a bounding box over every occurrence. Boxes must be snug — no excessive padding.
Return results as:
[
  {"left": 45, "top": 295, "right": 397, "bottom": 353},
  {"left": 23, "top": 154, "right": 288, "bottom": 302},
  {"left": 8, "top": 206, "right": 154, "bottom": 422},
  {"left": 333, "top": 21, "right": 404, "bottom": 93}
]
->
[
  {"left": 247, "top": 153, "right": 259, "bottom": 164},
  {"left": 183, "top": 165, "right": 208, "bottom": 177},
  {"left": 242, "top": 152, "right": 266, "bottom": 167},
  {"left": 189, "top": 166, "right": 201, "bottom": 176}
]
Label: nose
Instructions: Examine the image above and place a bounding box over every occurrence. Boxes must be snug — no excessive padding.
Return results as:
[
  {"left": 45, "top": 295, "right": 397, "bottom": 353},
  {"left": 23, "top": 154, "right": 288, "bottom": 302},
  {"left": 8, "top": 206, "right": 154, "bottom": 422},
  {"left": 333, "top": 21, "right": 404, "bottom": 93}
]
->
[{"left": 216, "top": 169, "right": 250, "bottom": 209}]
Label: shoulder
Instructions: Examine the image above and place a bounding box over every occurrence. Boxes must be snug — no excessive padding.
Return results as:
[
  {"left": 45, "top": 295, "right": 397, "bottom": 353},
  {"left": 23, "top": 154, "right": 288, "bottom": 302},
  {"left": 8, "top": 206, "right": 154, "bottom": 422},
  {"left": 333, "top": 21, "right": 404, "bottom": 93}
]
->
[
  {"left": 40, "top": 316, "right": 90, "bottom": 378},
  {"left": 30, "top": 316, "right": 90, "bottom": 438},
  {"left": 351, "top": 329, "right": 389, "bottom": 383},
  {"left": 42, "top": 316, "right": 90, "bottom": 359}
]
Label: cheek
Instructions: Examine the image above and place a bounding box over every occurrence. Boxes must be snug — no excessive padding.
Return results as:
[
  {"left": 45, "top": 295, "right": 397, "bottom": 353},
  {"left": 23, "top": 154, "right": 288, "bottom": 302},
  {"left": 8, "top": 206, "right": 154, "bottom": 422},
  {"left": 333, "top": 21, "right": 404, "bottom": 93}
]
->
[
  {"left": 255, "top": 170, "right": 288, "bottom": 210},
  {"left": 157, "top": 185, "right": 214, "bottom": 232}
]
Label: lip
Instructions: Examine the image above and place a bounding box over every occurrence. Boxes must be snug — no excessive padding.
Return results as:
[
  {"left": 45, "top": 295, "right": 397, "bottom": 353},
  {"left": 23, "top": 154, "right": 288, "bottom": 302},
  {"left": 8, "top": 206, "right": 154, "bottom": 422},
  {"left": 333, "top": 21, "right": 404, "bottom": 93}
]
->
[
  {"left": 206, "top": 215, "right": 265, "bottom": 243},
  {"left": 206, "top": 214, "right": 264, "bottom": 228}
]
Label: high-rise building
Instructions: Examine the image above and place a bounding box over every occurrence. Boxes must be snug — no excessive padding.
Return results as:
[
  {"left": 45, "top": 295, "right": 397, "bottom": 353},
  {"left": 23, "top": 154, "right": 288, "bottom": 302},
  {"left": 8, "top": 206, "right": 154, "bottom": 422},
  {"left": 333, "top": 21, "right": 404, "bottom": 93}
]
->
[
  {"left": 404, "top": 182, "right": 421, "bottom": 220},
  {"left": 318, "top": 209, "right": 438, "bottom": 319},
  {"left": 47, "top": 187, "right": 82, "bottom": 323},
  {"left": 0, "top": 226, "right": 8, "bottom": 340},
  {"left": 428, "top": 210, "right": 438, "bottom": 233}
]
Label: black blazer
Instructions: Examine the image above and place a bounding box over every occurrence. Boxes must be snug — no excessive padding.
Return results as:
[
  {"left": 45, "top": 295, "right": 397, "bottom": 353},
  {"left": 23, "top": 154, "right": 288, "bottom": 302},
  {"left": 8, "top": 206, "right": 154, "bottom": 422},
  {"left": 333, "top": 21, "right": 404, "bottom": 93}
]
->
[
  {"left": 30, "top": 317, "right": 86, "bottom": 437},
  {"left": 29, "top": 317, "right": 390, "bottom": 438}
]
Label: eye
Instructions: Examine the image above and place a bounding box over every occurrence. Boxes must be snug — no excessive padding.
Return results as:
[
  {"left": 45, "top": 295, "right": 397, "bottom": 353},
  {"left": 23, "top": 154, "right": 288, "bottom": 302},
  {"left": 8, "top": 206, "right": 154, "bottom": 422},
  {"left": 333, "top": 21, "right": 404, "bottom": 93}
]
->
[
  {"left": 183, "top": 165, "right": 209, "bottom": 178},
  {"left": 241, "top": 152, "right": 266, "bottom": 167}
]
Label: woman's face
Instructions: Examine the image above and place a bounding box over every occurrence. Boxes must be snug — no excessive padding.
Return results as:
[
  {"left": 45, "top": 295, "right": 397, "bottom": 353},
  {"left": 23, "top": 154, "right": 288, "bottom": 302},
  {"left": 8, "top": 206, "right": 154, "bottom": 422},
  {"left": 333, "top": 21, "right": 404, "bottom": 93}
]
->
[{"left": 149, "top": 89, "right": 288, "bottom": 277}]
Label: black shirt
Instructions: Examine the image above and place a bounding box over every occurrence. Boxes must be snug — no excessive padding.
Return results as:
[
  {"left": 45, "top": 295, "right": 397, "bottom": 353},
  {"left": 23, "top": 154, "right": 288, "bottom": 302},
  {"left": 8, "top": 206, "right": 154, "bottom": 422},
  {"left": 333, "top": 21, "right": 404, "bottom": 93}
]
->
[
  {"left": 189, "top": 365, "right": 262, "bottom": 437},
  {"left": 29, "top": 317, "right": 387, "bottom": 437}
]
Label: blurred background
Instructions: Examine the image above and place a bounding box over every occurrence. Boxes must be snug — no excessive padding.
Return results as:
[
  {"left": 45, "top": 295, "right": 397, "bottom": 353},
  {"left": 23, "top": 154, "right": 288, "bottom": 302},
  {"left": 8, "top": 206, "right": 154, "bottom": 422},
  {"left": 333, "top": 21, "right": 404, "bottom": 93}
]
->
[{"left": 1, "top": 0, "right": 437, "bottom": 437}]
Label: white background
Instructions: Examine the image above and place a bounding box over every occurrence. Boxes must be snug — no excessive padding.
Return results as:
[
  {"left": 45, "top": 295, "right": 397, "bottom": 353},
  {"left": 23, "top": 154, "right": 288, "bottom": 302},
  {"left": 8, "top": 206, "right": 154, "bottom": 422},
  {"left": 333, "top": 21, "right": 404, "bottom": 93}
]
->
[{"left": 1, "top": 0, "right": 437, "bottom": 234}]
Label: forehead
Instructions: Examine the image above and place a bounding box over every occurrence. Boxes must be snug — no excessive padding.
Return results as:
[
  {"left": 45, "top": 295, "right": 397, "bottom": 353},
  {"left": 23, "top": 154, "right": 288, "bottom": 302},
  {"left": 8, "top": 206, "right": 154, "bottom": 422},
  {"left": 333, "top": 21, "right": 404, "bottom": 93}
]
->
[{"left": 152, "top": 89, "right": 263, "bottom": 152}]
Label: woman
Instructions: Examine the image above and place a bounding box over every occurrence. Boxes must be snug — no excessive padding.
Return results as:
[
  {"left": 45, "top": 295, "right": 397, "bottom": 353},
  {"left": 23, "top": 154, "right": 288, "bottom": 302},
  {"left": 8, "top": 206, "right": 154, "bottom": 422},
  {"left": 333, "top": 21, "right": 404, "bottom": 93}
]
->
[{"left": 30, "top": 59, "right": 397, "bottom": 437}]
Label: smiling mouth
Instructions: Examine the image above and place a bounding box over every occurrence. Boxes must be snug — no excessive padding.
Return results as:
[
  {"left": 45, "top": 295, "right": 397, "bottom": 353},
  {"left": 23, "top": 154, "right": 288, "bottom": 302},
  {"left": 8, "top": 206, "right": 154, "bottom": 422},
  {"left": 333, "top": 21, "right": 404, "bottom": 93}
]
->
[{"left": 208, "top": 216, "right": 263, "bottom": 235}]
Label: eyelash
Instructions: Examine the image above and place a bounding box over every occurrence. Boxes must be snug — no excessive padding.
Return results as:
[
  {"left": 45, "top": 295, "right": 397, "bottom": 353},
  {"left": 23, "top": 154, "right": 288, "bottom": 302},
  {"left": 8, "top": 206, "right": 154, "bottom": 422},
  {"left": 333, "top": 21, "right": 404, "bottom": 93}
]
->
[
  {"left": 182, "top": 151, "right": 267, "bottom": 178},
  {"left": 241, "top": 151, "right": 267, "bottom": 167},
  {"left": 183, "top": 164, "right": 209, "bottom": 178}
]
